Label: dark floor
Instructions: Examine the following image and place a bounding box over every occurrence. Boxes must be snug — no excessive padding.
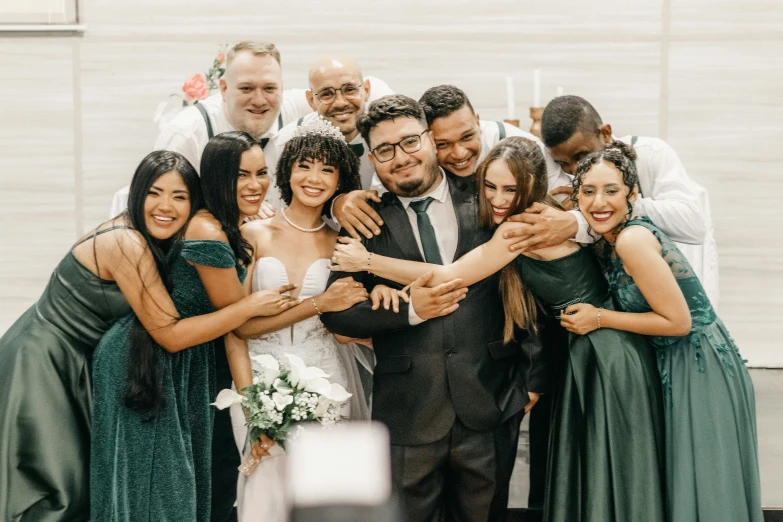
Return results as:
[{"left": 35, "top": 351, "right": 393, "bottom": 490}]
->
[{"left": 508, "top": 368, "right": 783, "bottom": 508}]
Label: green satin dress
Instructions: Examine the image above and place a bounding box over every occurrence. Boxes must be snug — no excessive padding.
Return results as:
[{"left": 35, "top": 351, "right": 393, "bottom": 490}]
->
[
  {"left": 90, "top": 240, "right": 245, "bottom": 522},
  {"left": 0, "top": 227, "right": 132, "bottom": 521},
  {"left": 600, "top": 217, "right": 763, "bottom": 522},
  {"left": 515, "top": 248, "right": 666, "bottom": 522}
]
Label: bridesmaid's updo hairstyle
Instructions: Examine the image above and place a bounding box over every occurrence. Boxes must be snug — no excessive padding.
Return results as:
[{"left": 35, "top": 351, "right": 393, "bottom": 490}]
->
[
  {"left": 123, "top": 150, "right": 204, "bottom": 417},
  {"left": 200, "top": 131, "right": 260, "bottom": 267},
  {"left": 571, "top": 140, "right": 639, "bottom": 223},
  {"left": 275, "top": 118, "right": 361, "bottom": 217}
]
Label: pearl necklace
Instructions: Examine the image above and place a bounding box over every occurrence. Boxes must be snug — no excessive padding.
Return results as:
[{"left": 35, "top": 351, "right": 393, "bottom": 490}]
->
[{"left": 280, "top": 207, "right": 326, "bottom": 233}]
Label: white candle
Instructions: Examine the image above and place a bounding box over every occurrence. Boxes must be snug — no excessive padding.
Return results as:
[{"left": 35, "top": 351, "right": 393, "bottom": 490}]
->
[
  {"left": 505, "top": 76, "right": 515, "bottom": 120},
  {"left": 556, "top": 85, "right": 564, "bottom": 97},
  {"left": 533, "top": 69, "right": 541, "bottom": 108}
]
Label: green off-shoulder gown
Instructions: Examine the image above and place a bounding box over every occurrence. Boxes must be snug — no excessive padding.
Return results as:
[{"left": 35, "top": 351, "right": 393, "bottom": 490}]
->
[
  {"left": 0, "top": 226, "right": 132, "bottom": 521},
  {"left": 600, "top": 217, "right": 763, "bottom": 522},
  {"left": 515, "top": 248, "right": 666, "bottom": 522},
  {"left": 91, "top": 240, "right": 245, "bottom": 522}
]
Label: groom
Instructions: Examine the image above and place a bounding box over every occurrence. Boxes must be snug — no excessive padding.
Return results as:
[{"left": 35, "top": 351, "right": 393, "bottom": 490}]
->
[{"left": 321, "top": 95, "right": 538, "bottom": 521}]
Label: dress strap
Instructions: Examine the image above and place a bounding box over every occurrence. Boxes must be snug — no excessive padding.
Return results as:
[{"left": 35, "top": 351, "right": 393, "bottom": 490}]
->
[{"left": 73, "top": 225, "right": 133, "bottom": 247}]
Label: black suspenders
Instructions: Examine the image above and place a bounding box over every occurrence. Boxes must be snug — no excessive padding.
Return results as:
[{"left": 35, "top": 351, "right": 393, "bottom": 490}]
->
[
  {"left": 496, "top": 121, "right": 506, "bottom": 140},
  {"left": 195, "top": 102, "right": 214, "bottom": 139}
]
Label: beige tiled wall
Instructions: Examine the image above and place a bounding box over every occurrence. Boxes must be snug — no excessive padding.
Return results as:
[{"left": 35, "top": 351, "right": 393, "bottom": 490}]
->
[{"left": 1, "top": 0, "right": 781, "bottom": 365}]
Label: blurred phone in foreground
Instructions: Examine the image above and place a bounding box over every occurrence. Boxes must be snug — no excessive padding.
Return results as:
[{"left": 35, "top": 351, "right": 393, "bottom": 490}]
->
[{"left": 287, "top": 422, "right": 402, "bottom": 522}]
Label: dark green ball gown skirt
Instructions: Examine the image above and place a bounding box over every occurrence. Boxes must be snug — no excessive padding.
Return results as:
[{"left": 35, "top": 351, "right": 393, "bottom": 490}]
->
[
  {"left": 91, "top": 240, "right": 244, "bottom": 522},
  {"left": 0, "top": 228, "right": 132, "bottom": 521},
  {"left": 515, "top": 249, "right": 666, "bottom": 522},
  {"left": 601, "top": 217, "right": 763, "bottom": 522}
]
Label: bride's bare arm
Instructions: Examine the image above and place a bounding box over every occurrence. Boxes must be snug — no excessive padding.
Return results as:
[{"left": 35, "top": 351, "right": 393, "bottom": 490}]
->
[{"left": 331, "top": 222, "right": 524, "bottom": 288}]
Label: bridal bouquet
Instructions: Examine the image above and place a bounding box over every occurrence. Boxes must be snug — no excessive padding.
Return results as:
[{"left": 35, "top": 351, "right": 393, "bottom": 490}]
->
[{"left": 213, "top": 353, "right": 352, "bottom": 475}]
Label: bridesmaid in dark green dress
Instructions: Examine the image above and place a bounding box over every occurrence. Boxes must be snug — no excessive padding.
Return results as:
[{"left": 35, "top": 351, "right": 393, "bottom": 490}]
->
[
  {"left": 563, "top": 143, "right": 763, "bottom": 522},
  {"left": 90, "top": 132, "right": 299, "bottom": 521},
  {"left": 0, "top": 150, "right": 278, "bottom": 522},
  {"left": 328, "top": 136, "right": 666, "bottom": 522}
]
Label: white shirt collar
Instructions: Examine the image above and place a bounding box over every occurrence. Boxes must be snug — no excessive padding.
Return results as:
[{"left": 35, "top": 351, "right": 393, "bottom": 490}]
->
[{"left": 397, "top": 168, "right": 449, "bottom": 209}]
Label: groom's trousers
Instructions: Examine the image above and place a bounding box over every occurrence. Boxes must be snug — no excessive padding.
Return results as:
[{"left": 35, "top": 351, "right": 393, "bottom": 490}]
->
[{"left": 390, "top": 411, "right": 524, "bottom": 522}]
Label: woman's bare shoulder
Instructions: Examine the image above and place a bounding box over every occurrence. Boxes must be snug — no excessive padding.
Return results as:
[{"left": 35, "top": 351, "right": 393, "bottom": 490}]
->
[{"left": 186, "top": 211, "right": 228, "bottom": 242}]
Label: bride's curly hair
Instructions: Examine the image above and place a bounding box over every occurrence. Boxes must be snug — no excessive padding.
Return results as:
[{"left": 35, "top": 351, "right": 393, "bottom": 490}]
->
[
  {"left": 276, "top": 133, "right": 361, "bottom": 217},
  {"left": 571, "top": 140, "right": 639, "bottom": 226}
]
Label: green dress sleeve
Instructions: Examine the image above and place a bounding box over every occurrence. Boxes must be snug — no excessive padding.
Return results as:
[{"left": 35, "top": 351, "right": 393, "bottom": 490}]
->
[{"left": 180, "top": 240, "right": 237, "bottom": 269}]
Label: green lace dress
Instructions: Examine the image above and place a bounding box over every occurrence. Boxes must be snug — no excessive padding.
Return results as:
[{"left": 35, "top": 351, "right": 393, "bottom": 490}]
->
[
  {"left": 515, "top": 248, "right": 666, "bottom": 522},
  {"left": 91, "top": 240, "right": 245, "bottom": 522},
  {"left": 0, "top": 226, "right": 132, "bottom": 522},
  {"left": 599, "top": 217, "right": 763, "bottom": 522}
]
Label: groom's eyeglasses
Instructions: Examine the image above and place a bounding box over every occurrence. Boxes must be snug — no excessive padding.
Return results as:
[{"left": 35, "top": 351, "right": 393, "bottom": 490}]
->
[{"left": 370, "top": 130, "right": 430, "bottom": 163}]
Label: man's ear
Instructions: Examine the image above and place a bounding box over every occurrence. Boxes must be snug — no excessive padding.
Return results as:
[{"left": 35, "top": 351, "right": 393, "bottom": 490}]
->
[
  {"left": 219, "top": 78, "right": 228, "bottom": 98},
  {"left": 306, "top": 89, "right": 316, "bottom": 112},
  {"left": 363, "top": 78, "right": 371, "bottom": 102},
  {"left": 599, "top": 123, "right": 613, "bottom": 145}
]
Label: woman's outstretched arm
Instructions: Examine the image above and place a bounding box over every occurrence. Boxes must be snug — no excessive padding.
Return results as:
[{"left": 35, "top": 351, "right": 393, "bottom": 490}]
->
[{"left": 330, "top": 222, "right": 525, "bottom": 288}]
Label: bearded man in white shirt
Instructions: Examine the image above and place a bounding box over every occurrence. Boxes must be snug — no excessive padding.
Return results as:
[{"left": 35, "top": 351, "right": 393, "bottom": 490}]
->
[{"left": 265, "top": 56, "right": 394, "bottom": 195}]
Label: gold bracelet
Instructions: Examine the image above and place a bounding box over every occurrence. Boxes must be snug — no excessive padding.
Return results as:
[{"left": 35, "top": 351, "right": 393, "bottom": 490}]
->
[
  {"left": 367, "top": 252, "right": 373, "bottom": 273},
  {"left": 597, "top": 308, "right": 602, "bottom": 329},
  {"left": 311, "top": 297, "right": 322, "bottom": 316}
]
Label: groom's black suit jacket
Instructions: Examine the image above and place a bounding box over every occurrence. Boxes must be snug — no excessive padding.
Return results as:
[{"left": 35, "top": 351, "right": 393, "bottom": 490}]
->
[{"left": 322, "top": 174, "right": 544, "bottom": 446}]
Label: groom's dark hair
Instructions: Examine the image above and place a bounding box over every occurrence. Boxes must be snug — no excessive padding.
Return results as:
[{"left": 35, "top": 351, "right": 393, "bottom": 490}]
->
[{"left": 358, "top": 94, "right": 427, "bottom": 148}]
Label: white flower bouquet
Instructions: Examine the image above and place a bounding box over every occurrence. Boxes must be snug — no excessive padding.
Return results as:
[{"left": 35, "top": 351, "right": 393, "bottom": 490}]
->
[{"left": 213, "top": 353, "right": 352, "bottom": 475}]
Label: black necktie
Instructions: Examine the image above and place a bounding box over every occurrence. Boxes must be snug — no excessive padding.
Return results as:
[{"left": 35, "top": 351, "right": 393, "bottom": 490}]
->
[
  {"left": 409, "top": 197, "right": 443, "bottom": 265},
  {"left": 349, "top": 142, "right": 364, "bottom": 158},
  {"left": 260, "top": 137, "right": 270, "bottom": 149}
]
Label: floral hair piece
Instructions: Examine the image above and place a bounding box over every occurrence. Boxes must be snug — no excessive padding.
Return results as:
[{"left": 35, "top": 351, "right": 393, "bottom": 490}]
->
[{"left": 292, "top": 116, "right": 347, "bottom": 144}]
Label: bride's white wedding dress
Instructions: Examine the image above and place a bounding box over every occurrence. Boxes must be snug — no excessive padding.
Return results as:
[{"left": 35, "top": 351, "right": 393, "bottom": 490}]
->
[{"left": 230, "top": 257, "right": 371, "bottom": 522}]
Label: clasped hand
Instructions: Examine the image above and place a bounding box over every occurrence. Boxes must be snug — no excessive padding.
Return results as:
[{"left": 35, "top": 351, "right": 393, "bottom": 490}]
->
[
  {"left": 330, "top": 237, "right": 369, "bottom": 272},
  {"left": 559, "top": 303, "right": 600, "bottom": 335}
]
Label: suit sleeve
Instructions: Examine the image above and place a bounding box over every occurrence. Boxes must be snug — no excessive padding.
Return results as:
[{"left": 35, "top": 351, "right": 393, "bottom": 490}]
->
[
  {"left": 520, "top": 308, "right": 551, "bottom": 395},
  {"left": 320, "top": 230, "right": 415, "bottom": 338}
]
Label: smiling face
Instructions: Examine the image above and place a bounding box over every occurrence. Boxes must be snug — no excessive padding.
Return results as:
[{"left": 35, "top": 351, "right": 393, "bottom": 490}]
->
[
  {"left": 144, "top": 170, "right": 192, "bottom": 239},
  {"left": 429, "top": 105, "right": 483, "bottom": 177},
  {"left": 369, "top": 117, "right": 441, "bottom": 198},
  {"left": 220, "top": 51, "right": 283, "bottom": 139},
  {"left": 576, "top": 160, "right": 638, "bottom": 238},
  {"left": 307, "top": 58, "right": 369, "bottom": 142},
  {"left": 288, "top": 157, "right": 340, "bottom": 210},
  {"left": 235, "top": 145, "right": 269, "bottom": 219},
  {"left": 483, "top": 159, "right": 519, "bottom": 224}
]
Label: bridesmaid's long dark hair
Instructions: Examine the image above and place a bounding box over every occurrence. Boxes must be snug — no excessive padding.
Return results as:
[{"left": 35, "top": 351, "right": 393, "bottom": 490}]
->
[
  {"left": 123, "top": 151, "right": 203, "bottom": 416},
  {"left": 200, "top": 131, "right": 260, "bottom": 266},
  {"left": 475, "top": 137, "right": 558, "bottom": 343}
]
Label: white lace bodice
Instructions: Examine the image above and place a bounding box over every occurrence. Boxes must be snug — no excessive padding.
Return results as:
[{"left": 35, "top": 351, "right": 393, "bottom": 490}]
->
[{"left": 248, "top": 257, "right": 348, "bottom": 390}]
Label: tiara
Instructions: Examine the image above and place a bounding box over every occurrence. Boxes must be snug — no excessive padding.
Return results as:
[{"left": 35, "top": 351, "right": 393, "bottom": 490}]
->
[{"left": 292, "top": 115, "right": 347, "bottom": 143}]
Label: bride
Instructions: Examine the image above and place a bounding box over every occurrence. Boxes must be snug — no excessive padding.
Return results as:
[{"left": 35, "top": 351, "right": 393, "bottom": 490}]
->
[{"left": 229, "top": 118, "right": 371, "bottom": 522}]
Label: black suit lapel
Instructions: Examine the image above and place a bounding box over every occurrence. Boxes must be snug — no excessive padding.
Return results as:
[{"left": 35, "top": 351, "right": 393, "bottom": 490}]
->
[
  {"left": 448, "top": 174, "right": 479, "bottom": 262},
  {"left": 377, "top": 194, "right": 425, "bottom": 263}
]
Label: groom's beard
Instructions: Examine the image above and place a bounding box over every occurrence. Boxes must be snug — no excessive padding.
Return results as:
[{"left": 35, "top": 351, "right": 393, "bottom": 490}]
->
[{"left": 392, "top": 155, "right": 441, "bottom": 198}]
